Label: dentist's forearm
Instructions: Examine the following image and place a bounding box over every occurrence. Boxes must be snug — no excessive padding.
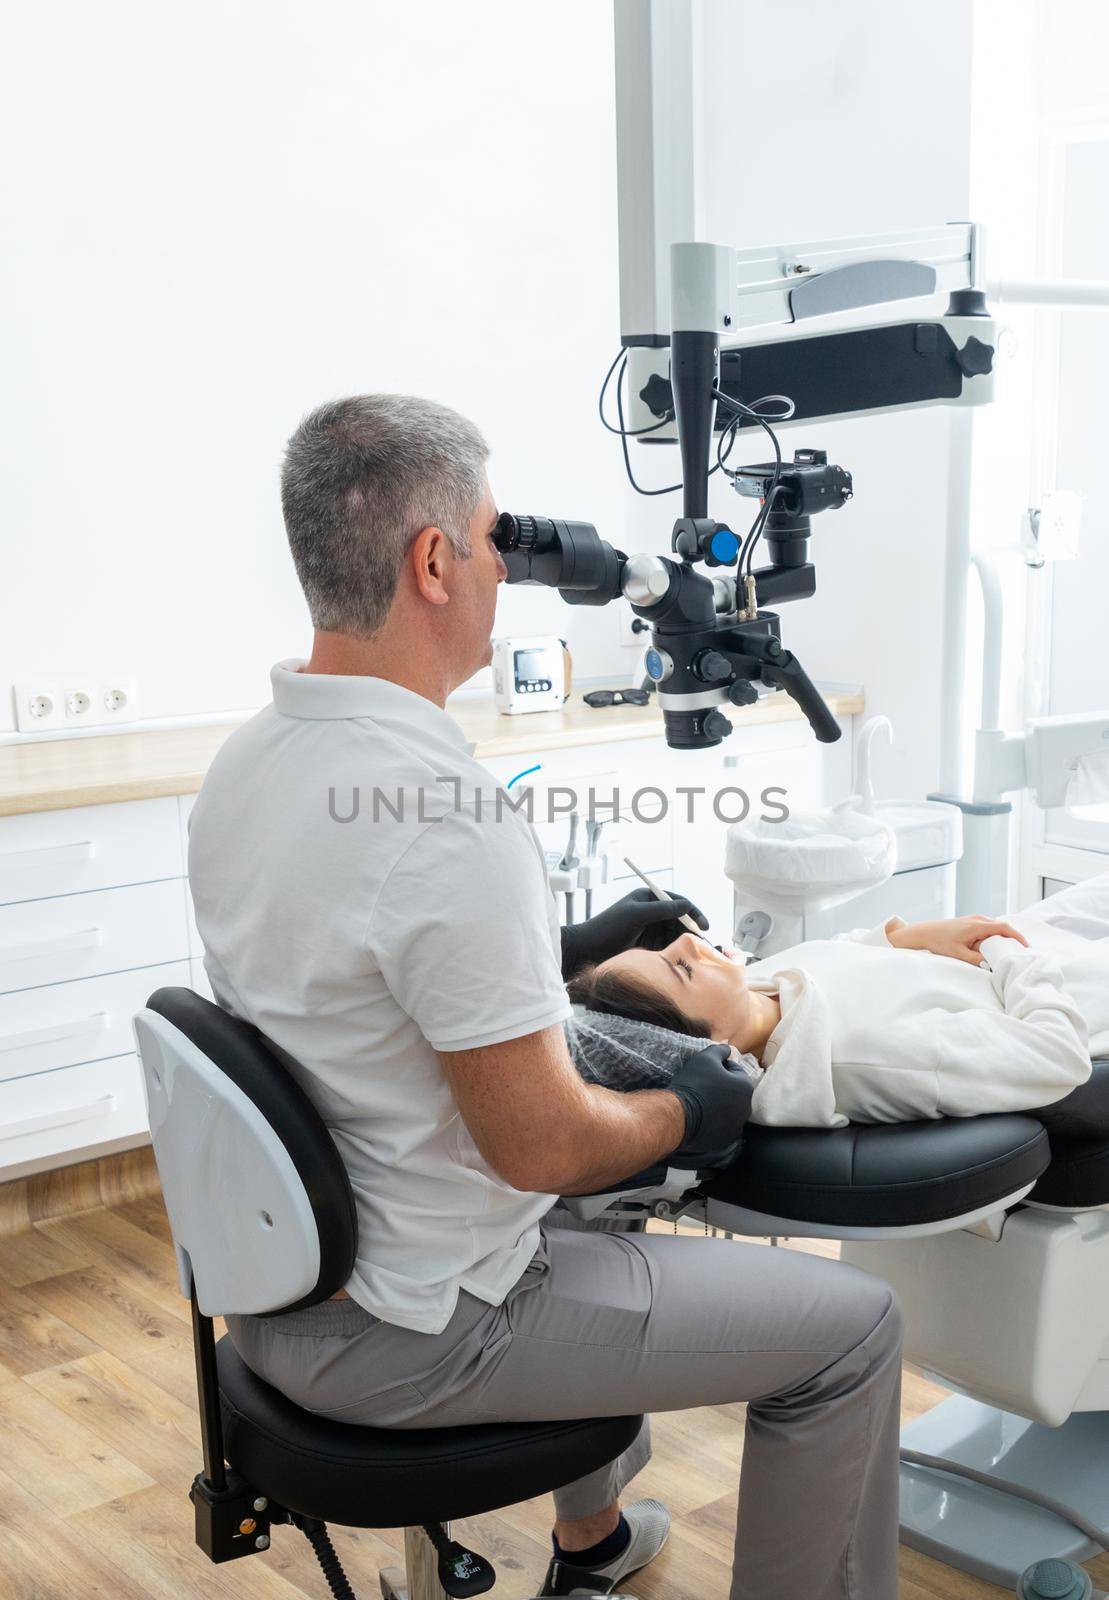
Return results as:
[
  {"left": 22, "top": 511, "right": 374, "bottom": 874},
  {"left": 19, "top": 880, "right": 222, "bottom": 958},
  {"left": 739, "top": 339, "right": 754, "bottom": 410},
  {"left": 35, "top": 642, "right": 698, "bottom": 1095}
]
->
[
  {"left": 549, "top": 1084, "right": 687, "bottom": 1194},
  {"left": 440, "top": 1026, "right": 687, "bottom": 1197}
]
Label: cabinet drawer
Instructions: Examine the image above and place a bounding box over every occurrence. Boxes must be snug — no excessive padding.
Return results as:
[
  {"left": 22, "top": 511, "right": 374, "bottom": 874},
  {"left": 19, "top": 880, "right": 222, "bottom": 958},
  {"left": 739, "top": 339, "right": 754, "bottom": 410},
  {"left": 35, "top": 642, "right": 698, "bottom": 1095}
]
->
[
  {"left": 0, "top": 1053, "right": 148, "bottom": 1180},
  {"left": 0, "top": 961, "right": 190, "bottom": 1084},
  {"left": 0, "top": 880, "right": 189, "bottom": 994},
  {"left": 0, "top": 799, "right": 183, "bottom": 906}
]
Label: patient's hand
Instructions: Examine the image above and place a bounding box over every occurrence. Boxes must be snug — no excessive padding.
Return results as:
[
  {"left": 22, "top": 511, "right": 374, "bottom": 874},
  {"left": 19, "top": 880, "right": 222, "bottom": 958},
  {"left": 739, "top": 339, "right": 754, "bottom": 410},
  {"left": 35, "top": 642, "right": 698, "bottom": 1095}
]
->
[{"left": 887, "top": 915, "right": 1029, "bottom": 966}]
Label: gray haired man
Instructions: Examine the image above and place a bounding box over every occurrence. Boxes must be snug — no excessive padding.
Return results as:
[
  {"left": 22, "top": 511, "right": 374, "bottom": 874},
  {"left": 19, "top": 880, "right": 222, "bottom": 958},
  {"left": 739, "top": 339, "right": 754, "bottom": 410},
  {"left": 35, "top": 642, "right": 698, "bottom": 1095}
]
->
[{"left": 188, "top": 395, "right": 904, "bottom": 1599}]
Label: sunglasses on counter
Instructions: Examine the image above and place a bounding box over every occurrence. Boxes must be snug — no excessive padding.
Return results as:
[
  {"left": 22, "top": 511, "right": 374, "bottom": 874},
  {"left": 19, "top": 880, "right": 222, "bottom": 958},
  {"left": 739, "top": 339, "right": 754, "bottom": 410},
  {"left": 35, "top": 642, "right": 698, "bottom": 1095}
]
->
[{"left": 583, "top": 688, "right": 651, "bottom": 708}]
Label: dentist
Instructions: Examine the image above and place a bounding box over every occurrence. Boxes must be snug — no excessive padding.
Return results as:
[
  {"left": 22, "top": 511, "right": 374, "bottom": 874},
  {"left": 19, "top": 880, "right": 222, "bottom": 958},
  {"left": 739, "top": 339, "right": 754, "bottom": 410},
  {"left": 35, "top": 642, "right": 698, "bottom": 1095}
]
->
[{"left": 188, "top": 394, "right": 904, "bottom": 1600}]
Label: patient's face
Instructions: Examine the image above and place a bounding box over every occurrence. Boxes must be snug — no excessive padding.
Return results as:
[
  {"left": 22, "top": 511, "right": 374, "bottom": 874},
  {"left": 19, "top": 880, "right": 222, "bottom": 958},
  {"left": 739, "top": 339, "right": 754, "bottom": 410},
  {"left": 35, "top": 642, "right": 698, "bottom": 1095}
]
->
[{"left": 599, "top": 932, "right": 751, "bottom": 1044}]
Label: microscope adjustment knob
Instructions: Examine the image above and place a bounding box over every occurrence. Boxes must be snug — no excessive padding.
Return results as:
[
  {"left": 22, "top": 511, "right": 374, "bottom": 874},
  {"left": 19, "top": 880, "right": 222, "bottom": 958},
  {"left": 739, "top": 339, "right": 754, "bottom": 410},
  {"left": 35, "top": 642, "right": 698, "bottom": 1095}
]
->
[
  {"left": 706, "top": 526, "right": 740, "bottom": 567},
  {"left": 702, "top": 709, "right": 734, "bottom": 742},
  {"left": 644, "top": 647, "right": 674, "bottom": 684},
  {"left": 728, "top": 680, "right": 759, "bottom": 707},
  {"left": 693, "top": 650, "right": 733, "bottom": 684},
  {"left": 955, "top": 335, "right": 995, "bottom": 378},
  {"left": 623, "top": 554, "right": 672, "bottom": 606}
]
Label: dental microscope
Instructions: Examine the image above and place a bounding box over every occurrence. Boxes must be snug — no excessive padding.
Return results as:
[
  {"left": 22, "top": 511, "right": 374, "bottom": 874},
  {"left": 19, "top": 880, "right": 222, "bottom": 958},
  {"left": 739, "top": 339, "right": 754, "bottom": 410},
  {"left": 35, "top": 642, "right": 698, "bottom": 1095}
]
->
[
  {"left": 495, "top": 444, "right": 852, "bottom": 751},
  {"left": 495, "top": 227, "right": 999, "bottom": 753}
]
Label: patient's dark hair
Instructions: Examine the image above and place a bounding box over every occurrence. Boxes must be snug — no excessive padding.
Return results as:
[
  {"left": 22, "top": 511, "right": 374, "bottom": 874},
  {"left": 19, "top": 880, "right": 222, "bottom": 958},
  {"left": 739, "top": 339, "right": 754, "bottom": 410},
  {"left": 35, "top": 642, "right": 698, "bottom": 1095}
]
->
[{"left": 566, "top": 964, "right": 712, "bottom": 1039}]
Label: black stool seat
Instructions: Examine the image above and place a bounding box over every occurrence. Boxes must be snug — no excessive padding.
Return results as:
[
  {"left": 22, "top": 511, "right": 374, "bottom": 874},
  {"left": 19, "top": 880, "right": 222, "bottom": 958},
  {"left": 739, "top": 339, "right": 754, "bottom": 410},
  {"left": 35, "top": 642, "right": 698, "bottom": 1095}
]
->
[
  {"left": 217, "top": 1339, "right": 642, "bottom": 1526},
  {"left": 704, "top": 1113, "right": 1051, "bottom": 1229}
]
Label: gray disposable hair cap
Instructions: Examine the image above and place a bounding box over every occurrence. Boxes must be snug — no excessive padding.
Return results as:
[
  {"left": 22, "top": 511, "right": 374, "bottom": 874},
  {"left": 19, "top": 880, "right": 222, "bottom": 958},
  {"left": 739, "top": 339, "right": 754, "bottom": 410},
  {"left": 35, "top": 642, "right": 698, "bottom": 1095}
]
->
[{"left": 565, "top": 1006, "right": 762, "bottom": 1093}]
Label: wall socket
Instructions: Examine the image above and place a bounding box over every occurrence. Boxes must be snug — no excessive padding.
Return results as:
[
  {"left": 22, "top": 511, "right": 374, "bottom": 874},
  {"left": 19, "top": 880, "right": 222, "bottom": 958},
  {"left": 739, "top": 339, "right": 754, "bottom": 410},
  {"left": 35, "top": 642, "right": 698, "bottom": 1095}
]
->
[{"left": 14, "top": 675, "right": 140, "bottom": 733}]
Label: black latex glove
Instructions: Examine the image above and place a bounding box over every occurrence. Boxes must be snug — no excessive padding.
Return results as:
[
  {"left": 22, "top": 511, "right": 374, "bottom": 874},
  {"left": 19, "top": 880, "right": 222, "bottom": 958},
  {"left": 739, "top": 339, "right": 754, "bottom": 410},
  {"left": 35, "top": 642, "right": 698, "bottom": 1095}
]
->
[
  {"left": 560, "top": 887, "right": 709, "bottom": 981},
  {"left": 666, "top": 1042, "right": 755, "bottom": 1172}
]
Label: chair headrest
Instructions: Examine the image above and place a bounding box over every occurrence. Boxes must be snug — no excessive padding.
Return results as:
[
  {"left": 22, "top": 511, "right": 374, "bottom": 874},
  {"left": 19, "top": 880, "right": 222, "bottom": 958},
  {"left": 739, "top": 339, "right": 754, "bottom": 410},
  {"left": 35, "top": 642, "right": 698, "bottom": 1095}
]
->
[{"left": 135, "top": 987, "right": 356, "bottom": 1318}]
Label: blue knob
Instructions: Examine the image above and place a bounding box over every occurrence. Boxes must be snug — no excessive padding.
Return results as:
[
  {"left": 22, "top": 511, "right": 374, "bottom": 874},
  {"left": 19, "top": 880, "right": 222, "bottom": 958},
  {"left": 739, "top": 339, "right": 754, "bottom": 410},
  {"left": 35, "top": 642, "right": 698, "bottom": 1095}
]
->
[
  {"left": 644, "top": 649, "right": 665, "bottom": 682},
  {"left": 710, "top": 528, "right": 740, "bottom": 564}
]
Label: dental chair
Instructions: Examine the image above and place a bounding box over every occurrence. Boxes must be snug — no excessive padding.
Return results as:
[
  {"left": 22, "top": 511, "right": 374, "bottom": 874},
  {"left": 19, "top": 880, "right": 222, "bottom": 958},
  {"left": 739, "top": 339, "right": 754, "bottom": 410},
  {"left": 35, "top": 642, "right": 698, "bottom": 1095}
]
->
[
  {"left": 572, "top": 1063, "right": 1109, "bottom": 1594},
  {"left": 133, "top": 987, "right": 644, "bottom": 1600},
  {"left": 839, "top": 1060, "right": 1109, "bottom": 1592}
]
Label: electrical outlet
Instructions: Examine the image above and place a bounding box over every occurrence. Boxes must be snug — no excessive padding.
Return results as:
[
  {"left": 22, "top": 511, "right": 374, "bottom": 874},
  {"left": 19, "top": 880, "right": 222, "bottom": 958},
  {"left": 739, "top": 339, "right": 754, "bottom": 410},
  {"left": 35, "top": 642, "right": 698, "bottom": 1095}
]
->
[
  {"left": 100, "top": 675, "right": 140, "bottom": 722},
  {"left": 618, "top": 601, "right": 652, "bottom": 649},
  {"left": 13, "top": 673, "right": 141, "bottom": 732},
  {"left": 63, "top": 683, "right": 97, "bottom": 723},
  {"left": 13, "top": 680, "right": 65, "bottom": 731}
]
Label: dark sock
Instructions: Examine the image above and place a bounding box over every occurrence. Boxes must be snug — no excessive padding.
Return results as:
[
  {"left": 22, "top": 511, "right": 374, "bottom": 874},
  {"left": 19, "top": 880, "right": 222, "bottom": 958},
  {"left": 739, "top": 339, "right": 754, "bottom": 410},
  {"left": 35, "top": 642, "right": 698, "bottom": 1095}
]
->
[{"left": 552, "top": 1512, "right": 631, "bottom": 1569}]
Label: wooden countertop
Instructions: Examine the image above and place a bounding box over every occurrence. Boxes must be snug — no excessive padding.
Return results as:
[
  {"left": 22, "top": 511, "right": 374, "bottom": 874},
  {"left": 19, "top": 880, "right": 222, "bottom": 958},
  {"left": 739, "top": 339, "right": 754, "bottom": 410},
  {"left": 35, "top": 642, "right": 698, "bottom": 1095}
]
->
[{"left": 0, "top": 685, "right": 864, "bottom": 817}]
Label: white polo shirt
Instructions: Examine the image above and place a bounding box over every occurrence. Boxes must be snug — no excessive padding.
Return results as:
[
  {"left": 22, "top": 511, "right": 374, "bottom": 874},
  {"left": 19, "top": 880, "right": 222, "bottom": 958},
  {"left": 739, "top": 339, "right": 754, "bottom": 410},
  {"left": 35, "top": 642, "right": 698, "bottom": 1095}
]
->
[{"left": 187, "top": 662, "right": 571, "bottom": 1334}]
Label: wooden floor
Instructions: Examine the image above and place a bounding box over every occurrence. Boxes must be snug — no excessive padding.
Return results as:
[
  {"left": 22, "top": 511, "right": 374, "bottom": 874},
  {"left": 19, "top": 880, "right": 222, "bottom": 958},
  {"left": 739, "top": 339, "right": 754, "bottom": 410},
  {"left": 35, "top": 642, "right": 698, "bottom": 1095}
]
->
[{"left": 0, "top": 1194, "right": 1105, "bottom": 1600}]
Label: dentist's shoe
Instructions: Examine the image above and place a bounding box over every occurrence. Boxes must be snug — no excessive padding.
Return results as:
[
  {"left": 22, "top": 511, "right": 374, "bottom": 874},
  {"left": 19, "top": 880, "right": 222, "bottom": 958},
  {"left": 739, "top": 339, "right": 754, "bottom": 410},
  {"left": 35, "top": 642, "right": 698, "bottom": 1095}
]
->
[{"left": 536, "top": 1498, "right": 671, "bottom": 1596}]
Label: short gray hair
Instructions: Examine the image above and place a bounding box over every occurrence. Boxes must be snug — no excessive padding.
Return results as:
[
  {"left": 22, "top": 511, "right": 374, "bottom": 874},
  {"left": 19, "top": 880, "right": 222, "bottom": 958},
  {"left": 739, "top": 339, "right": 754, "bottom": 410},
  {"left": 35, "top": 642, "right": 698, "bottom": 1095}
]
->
[{"left": 281, "top": 395, "right": 490, "bottom": 637}]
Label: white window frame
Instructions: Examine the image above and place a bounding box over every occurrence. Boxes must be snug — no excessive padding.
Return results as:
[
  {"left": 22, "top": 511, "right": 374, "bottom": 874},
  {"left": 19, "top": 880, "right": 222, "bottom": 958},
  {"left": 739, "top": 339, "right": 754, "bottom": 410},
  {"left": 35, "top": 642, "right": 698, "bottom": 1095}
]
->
[{"left": 1017, "top": 108, "right": 1109, "bottom": 903}]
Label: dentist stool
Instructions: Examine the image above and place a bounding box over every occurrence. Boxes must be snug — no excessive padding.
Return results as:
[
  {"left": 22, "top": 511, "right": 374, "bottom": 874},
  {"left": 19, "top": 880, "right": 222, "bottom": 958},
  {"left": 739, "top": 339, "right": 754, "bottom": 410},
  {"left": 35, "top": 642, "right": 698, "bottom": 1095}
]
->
[{"left": 134, "top": 988, "right": 642, "bottom": 1600}]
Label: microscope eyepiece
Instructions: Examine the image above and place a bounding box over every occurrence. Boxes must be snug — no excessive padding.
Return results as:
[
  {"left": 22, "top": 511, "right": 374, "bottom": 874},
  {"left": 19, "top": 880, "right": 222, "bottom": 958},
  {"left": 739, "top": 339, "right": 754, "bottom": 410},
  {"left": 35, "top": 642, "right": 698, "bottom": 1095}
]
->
[
  {"left": 496, "top": 513, "right": 626, "bottom": 605},
  {"left": 494, "top": 513, "right": 556, "bottom": 555}
]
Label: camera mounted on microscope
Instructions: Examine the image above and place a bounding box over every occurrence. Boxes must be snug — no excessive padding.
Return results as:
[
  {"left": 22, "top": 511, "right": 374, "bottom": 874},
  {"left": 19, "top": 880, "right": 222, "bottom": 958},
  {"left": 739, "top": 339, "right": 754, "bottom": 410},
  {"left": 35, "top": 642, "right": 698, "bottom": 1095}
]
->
[{"left": 732, "top": 449, "right": 853, "bottom": 567}]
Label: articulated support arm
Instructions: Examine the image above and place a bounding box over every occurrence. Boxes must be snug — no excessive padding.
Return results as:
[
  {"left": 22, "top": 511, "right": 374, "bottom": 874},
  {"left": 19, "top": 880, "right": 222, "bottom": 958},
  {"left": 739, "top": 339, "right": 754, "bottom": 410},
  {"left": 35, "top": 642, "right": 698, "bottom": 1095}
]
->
[{"left": 712, "top": 629, "right": 842, "bottom": 745}]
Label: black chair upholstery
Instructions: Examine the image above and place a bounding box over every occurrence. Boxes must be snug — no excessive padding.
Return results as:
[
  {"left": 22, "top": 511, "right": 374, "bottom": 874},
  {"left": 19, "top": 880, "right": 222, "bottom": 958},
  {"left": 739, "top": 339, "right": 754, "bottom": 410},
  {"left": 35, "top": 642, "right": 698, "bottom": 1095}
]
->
[
  {"left": 1027, "top": 1060, "right": 1109, "bottom": 1208},
  {"left": 1033, "top": 1058, "right": 1109, "bottom": 1140},
  {"left": 1029, "top": 1132, "right": 1109, "bottom": 1208},
  {"left": 218, "top": 1339, "right": 642, "bottom": 1527},
  {"left": 704, "top": 1114, "right": 1051, "bottom": 1228}
]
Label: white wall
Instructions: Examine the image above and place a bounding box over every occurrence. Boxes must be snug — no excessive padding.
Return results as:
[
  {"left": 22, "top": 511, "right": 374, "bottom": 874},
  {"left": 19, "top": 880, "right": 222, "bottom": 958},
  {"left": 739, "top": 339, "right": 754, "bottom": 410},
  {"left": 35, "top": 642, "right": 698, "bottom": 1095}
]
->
[
  {"left": 3, "top": 0, "right": 975, "bottom": 803},
  {"left": 1, "top": 0, "right": 629, "bottom": 731},
  {"left": 693, "top": 0, "right": 974, "bottom": 801}
]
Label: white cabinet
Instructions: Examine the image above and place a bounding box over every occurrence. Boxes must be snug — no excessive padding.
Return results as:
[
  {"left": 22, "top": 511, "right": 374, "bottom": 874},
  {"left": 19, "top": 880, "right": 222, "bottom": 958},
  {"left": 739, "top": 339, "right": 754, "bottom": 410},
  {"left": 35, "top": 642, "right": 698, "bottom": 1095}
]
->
[{"left": 0, "top": 797, "right": 198, "bottom": 1182}]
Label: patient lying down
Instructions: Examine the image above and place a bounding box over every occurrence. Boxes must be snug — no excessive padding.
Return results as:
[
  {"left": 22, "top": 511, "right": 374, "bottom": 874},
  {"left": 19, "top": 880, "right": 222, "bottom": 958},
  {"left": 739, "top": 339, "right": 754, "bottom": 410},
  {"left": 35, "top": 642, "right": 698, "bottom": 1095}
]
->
[{"left": 566, "top": 898, "right": 1109, "bottom": 1128}]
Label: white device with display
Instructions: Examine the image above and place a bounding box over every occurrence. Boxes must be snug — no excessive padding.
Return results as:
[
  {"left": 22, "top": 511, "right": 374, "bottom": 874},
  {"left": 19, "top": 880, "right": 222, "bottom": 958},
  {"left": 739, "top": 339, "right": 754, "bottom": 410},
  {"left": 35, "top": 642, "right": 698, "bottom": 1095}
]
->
[{"left": 491, "top": 635, "right": 571, "bottom": 714}]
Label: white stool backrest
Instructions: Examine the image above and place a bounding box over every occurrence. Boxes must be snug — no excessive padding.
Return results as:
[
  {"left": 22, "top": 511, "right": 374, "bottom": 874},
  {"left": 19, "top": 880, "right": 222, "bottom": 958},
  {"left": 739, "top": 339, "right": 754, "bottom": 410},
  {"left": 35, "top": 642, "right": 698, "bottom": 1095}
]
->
[{"left": 135, "top": 1004, "right": 327, "bottom": 1317}]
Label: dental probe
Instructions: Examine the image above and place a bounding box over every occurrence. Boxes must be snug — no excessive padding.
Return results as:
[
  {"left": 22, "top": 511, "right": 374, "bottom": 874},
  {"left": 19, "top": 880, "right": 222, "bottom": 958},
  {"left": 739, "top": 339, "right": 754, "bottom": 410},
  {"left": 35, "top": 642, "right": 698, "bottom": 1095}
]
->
[{"left": 622, "top": 856, "right": 711, "bottom": 940}]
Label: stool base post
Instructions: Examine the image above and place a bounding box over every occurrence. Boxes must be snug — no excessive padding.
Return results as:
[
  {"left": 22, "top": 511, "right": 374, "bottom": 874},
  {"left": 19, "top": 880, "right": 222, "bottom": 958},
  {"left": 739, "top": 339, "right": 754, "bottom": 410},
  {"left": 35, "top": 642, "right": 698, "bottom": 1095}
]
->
[{"left": 380, "top": 1526, "right": 449, "bottom": 1600}]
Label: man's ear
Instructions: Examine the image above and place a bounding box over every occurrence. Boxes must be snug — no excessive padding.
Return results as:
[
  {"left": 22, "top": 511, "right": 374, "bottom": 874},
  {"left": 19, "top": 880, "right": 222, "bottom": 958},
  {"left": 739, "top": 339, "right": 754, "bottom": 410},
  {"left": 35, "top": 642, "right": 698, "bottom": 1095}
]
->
[{"left": 410, "top": 524, "right": 451, "bottom": 607}]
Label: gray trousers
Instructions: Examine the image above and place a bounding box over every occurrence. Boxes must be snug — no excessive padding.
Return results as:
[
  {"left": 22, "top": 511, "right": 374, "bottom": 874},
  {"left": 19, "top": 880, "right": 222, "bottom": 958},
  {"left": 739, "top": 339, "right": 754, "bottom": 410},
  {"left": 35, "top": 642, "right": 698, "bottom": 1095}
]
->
[{"left": 227, "top": 1213, "right": 903, "bottom": 1600}]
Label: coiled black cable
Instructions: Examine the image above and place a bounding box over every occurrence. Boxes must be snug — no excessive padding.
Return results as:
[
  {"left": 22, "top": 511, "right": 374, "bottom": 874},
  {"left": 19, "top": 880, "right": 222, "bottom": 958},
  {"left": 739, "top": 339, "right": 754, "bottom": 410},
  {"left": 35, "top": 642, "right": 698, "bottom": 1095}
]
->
[{"left": 301, "top": 1520, "right": 359, "bottom": 1600}]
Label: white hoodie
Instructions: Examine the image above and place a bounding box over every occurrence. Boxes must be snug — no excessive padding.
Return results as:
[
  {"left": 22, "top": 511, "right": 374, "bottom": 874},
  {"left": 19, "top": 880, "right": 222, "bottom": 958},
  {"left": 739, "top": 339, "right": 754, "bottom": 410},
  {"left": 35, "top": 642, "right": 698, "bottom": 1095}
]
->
[{"left": 745, "top": 918, "right": 1094, "bottom": 1128}]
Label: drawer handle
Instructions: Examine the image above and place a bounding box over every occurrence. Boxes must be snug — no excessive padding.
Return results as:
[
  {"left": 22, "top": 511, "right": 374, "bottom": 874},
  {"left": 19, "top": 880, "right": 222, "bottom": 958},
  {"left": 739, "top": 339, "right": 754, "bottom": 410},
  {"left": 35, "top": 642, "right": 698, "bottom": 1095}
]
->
[
  {"left": 0, "top": 1094, "right": 117, "bottom": 1142},
  {"left": 0, "top": 1013, "right": 108, "bottom": 1052},
  {"left": 0, "top": 928, "right": 103, "bottom": 965},
  {"left": 0, "top": 841, "right": 95, "bottom": 872}
]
